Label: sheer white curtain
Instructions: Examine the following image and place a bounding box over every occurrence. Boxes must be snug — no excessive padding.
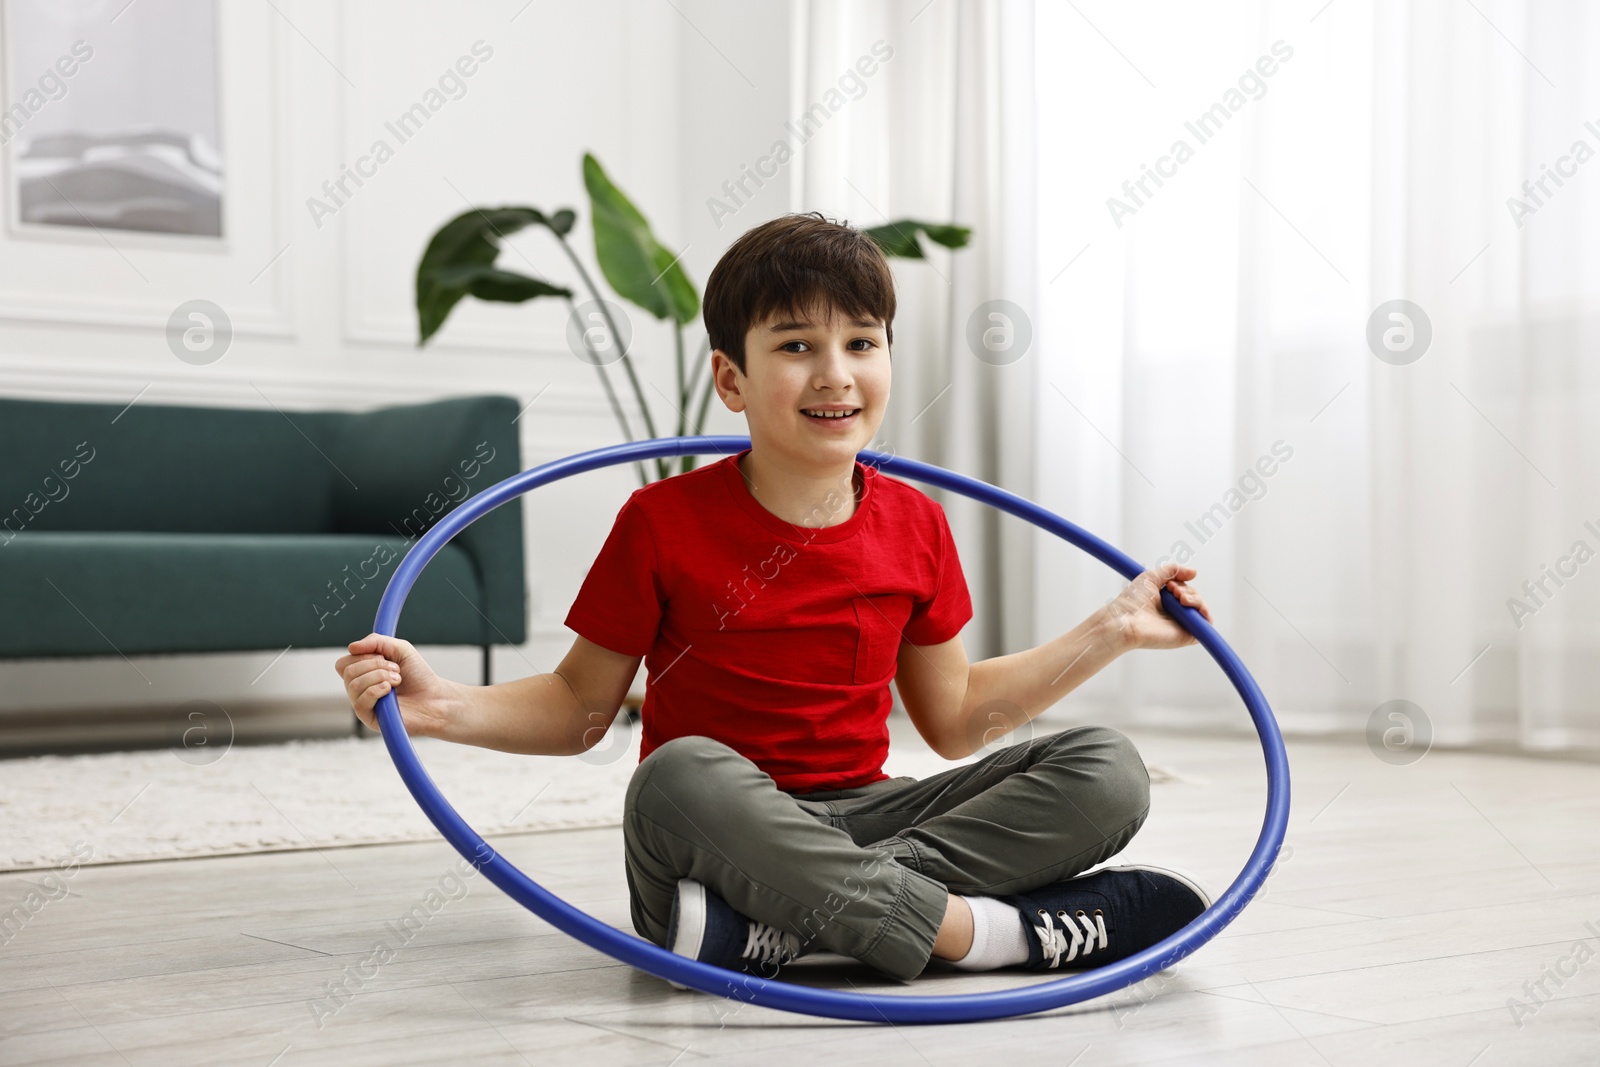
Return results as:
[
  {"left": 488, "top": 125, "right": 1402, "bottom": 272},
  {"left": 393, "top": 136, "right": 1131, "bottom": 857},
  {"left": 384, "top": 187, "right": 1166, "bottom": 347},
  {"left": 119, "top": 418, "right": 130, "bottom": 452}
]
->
[
  {"left": 1034, "top": 0, "right": 1600, "bottom": 752},
  {"left": 790, "top": 0, "right": 1039, "bottom": 664}
]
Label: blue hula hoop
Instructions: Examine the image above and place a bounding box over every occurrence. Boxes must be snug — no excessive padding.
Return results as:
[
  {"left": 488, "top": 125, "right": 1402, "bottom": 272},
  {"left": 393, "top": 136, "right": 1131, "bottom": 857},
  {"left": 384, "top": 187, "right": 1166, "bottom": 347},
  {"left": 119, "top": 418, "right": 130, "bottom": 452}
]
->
[{"left": 371, "top": 435, "right": 1291, "bottom": 1024}]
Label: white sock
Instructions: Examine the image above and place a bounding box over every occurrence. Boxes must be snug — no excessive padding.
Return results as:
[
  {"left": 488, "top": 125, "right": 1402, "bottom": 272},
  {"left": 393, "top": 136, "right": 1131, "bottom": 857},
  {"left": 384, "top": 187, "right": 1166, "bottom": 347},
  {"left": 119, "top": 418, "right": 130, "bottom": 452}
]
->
[{"left": 948, "top": 894, "right": 1031, "bottom": 971}]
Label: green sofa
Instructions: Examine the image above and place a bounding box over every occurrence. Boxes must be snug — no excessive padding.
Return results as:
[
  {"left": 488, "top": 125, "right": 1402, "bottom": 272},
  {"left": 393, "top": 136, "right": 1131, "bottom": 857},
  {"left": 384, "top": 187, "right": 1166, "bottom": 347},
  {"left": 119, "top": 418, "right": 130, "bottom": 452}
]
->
[{"left": 0, "top": 394, "right": 526, "bottom": 685}]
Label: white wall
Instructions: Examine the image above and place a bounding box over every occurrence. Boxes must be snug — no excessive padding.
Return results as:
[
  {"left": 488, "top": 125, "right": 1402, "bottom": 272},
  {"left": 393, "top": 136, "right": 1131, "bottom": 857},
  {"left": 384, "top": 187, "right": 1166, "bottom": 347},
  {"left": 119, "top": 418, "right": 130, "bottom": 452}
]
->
[{"left": 0, "top": 0, "right": 796, "bottom": 723}]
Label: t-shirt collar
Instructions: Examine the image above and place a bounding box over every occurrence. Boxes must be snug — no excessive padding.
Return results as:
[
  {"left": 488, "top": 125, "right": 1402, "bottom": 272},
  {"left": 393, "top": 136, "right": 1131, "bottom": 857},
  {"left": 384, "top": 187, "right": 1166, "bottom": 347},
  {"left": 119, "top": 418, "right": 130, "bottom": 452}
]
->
[{"left": 719, "top": 447, "right": 873, "bottom": 544}]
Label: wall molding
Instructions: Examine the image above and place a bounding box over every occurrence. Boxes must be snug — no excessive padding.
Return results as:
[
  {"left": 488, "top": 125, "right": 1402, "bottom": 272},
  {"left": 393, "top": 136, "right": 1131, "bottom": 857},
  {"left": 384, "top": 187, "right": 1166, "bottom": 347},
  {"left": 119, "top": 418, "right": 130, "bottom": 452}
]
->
[
  {"left": 0, "top": 291, "right": 295, "bottom": 337},
  {"left": 343, "top": 317, "right": 573, "bottom": 354},
  {"left": 330, "top": 4, "right": 605, "bottom": 356},
  {"left": 0, "top": 350, "right": 622, "bottom": 418}
]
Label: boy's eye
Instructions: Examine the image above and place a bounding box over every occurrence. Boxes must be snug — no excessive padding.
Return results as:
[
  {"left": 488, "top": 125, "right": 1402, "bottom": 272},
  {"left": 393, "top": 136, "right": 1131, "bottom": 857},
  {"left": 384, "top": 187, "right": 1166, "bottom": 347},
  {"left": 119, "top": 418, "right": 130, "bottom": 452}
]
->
[{"left": 779, "top": 339, "right": 877, "bottom": 352}]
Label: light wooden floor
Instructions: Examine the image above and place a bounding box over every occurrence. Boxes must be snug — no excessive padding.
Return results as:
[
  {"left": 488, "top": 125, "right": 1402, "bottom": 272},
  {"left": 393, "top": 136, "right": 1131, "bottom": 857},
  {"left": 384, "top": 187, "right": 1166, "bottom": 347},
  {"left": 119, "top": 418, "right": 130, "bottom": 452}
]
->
[{"left": 4, "top": 724, "right": 1598, "bottom": 1066}]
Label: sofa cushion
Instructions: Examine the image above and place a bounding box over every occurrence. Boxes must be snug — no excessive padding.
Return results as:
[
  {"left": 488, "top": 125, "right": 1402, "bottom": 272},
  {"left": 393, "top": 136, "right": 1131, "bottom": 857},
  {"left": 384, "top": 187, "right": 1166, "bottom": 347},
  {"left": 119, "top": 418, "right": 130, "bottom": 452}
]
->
[
  {"left": 0, "top": 532, "right": 491, "bottom": 657},
  {"left": 0, "top": 398, "right": 337, "bottom": 534}
]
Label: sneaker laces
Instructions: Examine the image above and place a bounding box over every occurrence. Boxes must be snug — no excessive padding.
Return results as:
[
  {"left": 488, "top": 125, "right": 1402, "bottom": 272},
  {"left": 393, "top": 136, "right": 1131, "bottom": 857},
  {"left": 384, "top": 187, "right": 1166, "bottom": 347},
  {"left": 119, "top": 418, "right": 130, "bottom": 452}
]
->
[
  {"left": 1032, "top": 907, "right": 1108, "bottom": 968},
  {"left": 740, "top": 921, "right": 802, "bottom": 967}
]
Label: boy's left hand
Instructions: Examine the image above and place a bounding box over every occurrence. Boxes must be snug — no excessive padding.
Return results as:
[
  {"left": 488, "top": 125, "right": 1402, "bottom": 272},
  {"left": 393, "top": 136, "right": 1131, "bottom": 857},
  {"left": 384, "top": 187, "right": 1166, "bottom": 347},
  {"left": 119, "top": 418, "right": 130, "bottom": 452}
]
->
[{"left": 1102, "top": 562, "right": 1213, "bottom": 652}]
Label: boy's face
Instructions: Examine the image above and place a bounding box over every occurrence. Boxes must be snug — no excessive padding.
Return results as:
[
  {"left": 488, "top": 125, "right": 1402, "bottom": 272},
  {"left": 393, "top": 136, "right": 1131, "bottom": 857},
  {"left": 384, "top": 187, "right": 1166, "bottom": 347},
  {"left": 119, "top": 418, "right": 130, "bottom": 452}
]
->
[{"left": 712, "top": 301, "right": 890, "bottom": 473}]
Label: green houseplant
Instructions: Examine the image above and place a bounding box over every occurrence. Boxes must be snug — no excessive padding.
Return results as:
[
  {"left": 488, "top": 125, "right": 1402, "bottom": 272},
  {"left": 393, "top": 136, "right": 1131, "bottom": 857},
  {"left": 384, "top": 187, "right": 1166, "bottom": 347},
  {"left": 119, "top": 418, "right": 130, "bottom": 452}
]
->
[{"left": 415, "top": 152, "right": 971, "bottom": 487}]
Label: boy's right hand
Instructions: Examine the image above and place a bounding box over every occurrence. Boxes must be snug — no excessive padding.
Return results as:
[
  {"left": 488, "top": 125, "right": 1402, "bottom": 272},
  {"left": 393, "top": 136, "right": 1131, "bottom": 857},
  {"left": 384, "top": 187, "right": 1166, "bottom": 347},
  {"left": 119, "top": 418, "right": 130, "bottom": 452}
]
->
[{"left": 335, "top": 633, "right": 461, "bottom": 739}]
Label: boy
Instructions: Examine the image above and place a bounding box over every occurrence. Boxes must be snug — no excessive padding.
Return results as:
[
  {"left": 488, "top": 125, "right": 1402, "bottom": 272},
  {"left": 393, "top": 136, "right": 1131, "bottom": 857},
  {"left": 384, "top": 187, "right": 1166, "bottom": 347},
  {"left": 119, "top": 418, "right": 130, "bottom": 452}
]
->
[{"left": 337, "top": 212, "right": 1215, "bottom": 986}]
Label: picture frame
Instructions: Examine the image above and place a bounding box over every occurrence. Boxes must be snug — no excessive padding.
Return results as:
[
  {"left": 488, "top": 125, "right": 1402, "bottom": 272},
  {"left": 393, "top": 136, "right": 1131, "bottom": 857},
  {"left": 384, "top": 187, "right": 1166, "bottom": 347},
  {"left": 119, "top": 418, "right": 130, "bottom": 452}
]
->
[{"left": 1, "top": 0, "right": 223, "bottom": 240}]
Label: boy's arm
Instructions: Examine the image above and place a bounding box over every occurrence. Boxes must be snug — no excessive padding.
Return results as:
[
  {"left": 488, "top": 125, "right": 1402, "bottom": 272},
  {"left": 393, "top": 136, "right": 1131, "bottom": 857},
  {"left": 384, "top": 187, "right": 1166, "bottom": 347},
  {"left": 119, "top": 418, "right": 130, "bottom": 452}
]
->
[
  {"left": 434, "top": 635, "right": 641, "bottom": 755},
  {"left": 895, "top": 563, "right": 1212, "bottom": 760}
]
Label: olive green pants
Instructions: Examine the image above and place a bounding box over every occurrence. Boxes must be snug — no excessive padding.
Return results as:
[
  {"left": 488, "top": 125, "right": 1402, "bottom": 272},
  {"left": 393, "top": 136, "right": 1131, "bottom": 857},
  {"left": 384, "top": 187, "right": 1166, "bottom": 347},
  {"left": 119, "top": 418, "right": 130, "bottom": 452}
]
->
[{"left": 622, "top": 724, "right": 1151, "bottom": 981}]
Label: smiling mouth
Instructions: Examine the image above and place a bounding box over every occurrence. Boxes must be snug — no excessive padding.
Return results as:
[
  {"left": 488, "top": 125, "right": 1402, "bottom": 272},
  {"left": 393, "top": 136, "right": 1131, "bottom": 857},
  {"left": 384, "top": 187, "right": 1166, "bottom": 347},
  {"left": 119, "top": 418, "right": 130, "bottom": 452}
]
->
[{"left": 801, "top": 408, "right": 861, "bottom": 420}]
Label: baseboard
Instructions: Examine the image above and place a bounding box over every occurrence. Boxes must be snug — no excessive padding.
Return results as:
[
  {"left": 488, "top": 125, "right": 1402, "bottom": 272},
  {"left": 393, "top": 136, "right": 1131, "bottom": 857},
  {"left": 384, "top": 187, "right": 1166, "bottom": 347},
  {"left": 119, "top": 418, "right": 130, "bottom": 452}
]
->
[{"left": 0, "top": 697, "right": 358, "bottom": 758}]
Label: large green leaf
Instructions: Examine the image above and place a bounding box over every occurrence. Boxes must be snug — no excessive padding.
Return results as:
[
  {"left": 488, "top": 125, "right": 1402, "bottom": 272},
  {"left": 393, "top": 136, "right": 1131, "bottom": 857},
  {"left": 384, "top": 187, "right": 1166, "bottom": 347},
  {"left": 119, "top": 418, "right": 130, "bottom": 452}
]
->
[
  {"left": 432, "top": 264, "right": 568, "bottom": 303},
  {"left": 416, "top": 206, "right": 576, "bottom": 343},
  {"left": 862, "top": 219, "right": 973, "bottom": 259},
  {"left": 583, "top": 153, "right": 698, "bottom": 324}
]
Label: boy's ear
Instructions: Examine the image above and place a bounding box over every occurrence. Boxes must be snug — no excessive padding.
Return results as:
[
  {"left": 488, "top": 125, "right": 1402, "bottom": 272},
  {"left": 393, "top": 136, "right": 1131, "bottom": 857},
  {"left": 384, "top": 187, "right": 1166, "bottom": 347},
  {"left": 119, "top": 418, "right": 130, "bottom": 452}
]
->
[{"left": 711, "top": 350, "right": 747, "bottom": 412}]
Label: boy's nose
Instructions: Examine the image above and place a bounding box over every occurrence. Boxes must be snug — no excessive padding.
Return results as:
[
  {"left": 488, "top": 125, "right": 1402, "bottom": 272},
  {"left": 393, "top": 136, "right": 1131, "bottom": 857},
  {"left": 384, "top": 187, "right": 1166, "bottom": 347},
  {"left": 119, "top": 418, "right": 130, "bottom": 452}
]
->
[{"left": 812, "top": 346, "right": 856, "bottom": 383}]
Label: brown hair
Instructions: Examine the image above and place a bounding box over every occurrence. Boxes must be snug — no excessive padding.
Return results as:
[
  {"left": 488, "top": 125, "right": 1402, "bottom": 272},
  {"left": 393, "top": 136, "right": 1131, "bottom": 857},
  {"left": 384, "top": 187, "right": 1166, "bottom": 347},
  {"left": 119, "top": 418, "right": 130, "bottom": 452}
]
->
[{"left": 702, "top": 211, "right": 895, "bottom": 375}]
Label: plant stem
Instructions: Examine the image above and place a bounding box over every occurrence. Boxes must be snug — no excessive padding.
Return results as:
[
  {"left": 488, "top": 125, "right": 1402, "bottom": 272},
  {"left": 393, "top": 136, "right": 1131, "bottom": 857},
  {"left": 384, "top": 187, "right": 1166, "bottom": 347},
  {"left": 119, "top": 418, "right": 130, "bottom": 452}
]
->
[
  {"left": 683, "top": 334, "right": 711, "bottom": 418},
  {"left": 673, "top": 324, "right": 686, "bottom": 433},
  {"left": 681, "top": 336, "right": 729, "bottom": 472},
  {"left": 552, "top": 232, "right": 668, "bottom": 482},
  {"left": 691, "top": 356, "right": 717, "bottom": 436},
  {"left": 673, "top": 325, "right": 691, "bottom": 473},
  {"left": 565, "top": 295, "right": 650, "bottom": 489}
]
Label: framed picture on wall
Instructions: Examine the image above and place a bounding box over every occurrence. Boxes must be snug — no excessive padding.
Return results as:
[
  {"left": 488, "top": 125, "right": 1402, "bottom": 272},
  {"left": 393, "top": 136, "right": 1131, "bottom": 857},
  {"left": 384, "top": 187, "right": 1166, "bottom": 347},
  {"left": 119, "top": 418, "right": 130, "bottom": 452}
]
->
[{"left": 1, "top": 0, "right": 223, "bottom": 239}]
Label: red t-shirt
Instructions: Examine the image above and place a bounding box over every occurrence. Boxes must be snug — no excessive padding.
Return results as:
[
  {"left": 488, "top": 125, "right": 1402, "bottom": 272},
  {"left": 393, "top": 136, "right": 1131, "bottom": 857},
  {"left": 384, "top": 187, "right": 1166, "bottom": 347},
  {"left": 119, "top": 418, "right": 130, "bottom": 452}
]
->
[{"left": 563, "top": 446, "right": 973, "bottom": 793}]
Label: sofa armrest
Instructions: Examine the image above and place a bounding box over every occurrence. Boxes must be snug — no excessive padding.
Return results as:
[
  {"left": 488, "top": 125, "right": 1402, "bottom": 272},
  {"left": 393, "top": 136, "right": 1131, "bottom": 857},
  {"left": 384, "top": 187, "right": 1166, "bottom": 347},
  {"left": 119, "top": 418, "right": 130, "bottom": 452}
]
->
[{"left": 323, "top": 396, "right": 526, "bottom": 645}]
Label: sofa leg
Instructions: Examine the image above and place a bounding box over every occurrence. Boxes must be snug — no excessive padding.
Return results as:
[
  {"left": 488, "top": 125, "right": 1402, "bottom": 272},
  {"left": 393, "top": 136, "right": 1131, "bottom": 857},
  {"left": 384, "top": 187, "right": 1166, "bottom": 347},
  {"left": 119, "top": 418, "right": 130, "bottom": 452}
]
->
[{"left": 480, "top": 644, "right": 491, "bottom": 687}]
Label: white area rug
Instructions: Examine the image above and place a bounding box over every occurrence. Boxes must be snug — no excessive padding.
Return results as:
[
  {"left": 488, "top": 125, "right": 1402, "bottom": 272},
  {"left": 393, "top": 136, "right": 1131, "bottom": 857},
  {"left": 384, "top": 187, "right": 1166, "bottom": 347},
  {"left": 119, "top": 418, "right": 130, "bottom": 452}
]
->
[
  {"left": 0, "top": 723, "right": 1185, "bottom": 872},
  {"left": 0, "top": 725, "right": 650, "bottom": 872}
]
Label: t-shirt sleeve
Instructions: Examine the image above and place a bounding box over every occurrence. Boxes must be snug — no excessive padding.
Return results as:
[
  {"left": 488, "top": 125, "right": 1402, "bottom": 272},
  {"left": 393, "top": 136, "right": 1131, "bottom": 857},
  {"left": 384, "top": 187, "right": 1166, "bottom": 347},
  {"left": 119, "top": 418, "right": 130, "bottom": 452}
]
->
[
  {"left": 901, "top": 504, "right": 973, "bottom": 646},
  {"left": 562, "top": 495, "right": 664, "bottom": 657}
]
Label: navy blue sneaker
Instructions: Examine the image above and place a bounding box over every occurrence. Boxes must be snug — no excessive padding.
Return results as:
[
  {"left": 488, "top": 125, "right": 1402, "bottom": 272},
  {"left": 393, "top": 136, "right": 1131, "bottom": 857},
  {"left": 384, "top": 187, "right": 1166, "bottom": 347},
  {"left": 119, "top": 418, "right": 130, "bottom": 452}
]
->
[
  {"left": 663, "top": 878, "right": 806, "bottom": 989},
  {"left": 999, "top": 864, "right": 1211, "bottom": 971}
]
